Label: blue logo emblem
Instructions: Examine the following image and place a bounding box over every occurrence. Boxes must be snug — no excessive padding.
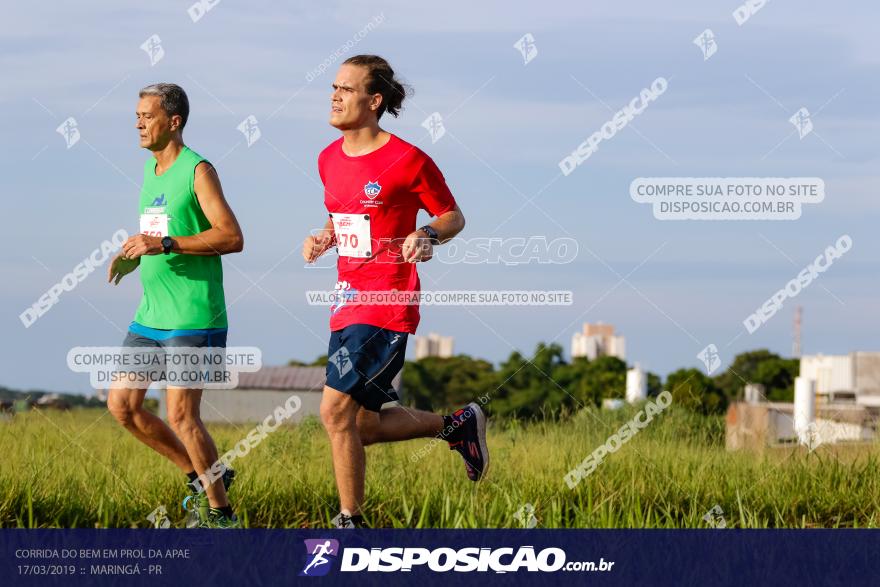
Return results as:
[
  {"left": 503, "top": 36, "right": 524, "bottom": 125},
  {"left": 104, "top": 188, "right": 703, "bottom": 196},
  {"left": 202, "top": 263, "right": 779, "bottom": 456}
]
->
[
  {"left": 329, "top": 347, "right": 352, "bottom": 378},
  {"left": 330, "top": 281, "right": 357, "bottom": 315},
  {"left": 300, "top": 539, "right": 339, "bottom": 576},
  {"left": 363, "top": 181, "right": 382, "bottom": 199},
  {"left": 151, "top": 194, "right": 166, "bottom": 206}
]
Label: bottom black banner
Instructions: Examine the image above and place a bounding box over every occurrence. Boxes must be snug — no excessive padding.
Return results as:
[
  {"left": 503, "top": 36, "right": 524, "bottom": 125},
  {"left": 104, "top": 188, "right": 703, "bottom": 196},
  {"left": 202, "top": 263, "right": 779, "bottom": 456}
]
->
[{"left": 2, "top": 529, "right": 874, "bottom": 585}]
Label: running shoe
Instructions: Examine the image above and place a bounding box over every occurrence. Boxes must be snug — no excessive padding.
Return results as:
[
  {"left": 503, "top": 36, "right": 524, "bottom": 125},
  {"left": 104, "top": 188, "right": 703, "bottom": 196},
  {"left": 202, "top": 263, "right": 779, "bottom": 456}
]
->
[
  {"left": 199, "top": 508, "right": 240, "bottom": 529},
  {"left": 332, "top": 512, "right": 366, "bottom": 529},
  {"left": 447, "top": 403, "right": 489, "bottom": 481},
  {"left": 183, "top": 467, "right": 236, "bottom": 528}
]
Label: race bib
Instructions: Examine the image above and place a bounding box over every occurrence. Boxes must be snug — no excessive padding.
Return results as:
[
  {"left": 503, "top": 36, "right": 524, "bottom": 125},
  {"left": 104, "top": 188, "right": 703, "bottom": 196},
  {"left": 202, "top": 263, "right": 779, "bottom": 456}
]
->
[
  {"left": 140, "top": 207, "right": 168, "bottom": 237},
  {"left": 330, "top": 213, "right": 372, "bottom": 258}
]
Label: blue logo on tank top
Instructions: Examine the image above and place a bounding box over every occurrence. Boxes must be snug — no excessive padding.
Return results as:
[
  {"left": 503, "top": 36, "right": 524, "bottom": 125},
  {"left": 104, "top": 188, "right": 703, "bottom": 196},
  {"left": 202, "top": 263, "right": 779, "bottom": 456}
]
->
[
  {"left": 151, "top": 194, "right": 166, "bottom": 206},
  {"left": 363, "top": 181, "right": 382, "bottom": 199}
]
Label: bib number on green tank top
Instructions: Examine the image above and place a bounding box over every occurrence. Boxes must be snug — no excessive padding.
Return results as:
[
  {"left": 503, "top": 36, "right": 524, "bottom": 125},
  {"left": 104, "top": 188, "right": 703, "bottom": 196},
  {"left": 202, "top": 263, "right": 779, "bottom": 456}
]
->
[{"left": 140, "top": 207, "right": 168, "bottom": 237}]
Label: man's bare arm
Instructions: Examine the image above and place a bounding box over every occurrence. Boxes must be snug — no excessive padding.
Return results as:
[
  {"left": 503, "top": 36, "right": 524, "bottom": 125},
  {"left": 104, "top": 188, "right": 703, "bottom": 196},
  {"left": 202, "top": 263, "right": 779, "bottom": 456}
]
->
[
  {"left": 401, "top": 205, "right": 466, "bottom": 262},
  {"left": 302, "top": 217, "right": 335, "bottom": 263},
  {"left": 121, "top": 162, "right": 244, "bottom": 258}
]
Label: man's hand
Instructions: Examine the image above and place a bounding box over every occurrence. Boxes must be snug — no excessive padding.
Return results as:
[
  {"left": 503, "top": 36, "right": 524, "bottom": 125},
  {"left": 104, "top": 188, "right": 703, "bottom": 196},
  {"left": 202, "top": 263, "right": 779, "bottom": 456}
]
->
[
  {"left": 108, "top": 254, "right": 140, "bottom": 285},
  {"left": 302, "top": 229, "right": 334, "bottom": 263},
  {"left": 122, "top": 234, "right": 163, "bottom": 259},
  {"left": 401, "top": 230, "right": 433, "bottom": 263}
]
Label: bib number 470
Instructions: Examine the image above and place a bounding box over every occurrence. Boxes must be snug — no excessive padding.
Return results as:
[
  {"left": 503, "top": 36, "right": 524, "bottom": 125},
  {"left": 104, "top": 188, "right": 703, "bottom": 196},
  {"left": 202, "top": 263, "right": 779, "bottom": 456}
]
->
[
  {"left": 337, "top": 233, "right": 359, "bottom": 248},
  {"left": 330, "top": 213, "right": 372, "bottom": 258}
]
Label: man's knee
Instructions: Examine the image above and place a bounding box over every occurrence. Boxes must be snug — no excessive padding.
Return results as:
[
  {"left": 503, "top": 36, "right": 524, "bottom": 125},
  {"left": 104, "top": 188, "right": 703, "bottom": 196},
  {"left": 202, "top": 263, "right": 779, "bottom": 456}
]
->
[
  {"left": 108, "top": 401, "right": 137, "bottom": 427},
  {"left": 320, "top": 388, "right": 358, "bottom": 436},
  {"left": 167, "top": 406, "right": 200, "bottom": 435},
  {"left": 107, "top": 391, "right": 141, "bottom": 427}
]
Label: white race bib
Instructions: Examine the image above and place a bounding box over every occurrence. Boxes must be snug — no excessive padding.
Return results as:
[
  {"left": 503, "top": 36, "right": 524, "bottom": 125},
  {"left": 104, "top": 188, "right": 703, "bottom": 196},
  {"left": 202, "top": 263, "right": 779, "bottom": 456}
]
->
[
  {"left": 330, "top": 213, "right": 372, "bottom": 258},
  {"left": 140, "top": 207, "right": 168, "bottom": 238}
]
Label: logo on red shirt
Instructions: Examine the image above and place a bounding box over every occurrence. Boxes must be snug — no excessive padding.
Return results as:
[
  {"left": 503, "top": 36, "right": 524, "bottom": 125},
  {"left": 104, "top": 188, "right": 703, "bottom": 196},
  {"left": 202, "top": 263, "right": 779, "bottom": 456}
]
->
[{"left": 364, "top": 181, "right": 382, "bottom": 199}]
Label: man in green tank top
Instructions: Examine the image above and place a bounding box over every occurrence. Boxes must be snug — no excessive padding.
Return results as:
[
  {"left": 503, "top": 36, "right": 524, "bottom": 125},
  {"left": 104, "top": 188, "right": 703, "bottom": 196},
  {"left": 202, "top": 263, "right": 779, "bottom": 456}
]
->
[{"left": 106, "top": 83, "right": 244, "bottom": 528}]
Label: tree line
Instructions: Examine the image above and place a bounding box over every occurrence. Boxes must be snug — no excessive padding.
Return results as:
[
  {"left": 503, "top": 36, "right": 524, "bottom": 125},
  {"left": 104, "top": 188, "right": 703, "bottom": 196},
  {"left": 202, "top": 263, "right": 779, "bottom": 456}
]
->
[{"left": 399, "top": 345, "right": 798, "bottom": 419}]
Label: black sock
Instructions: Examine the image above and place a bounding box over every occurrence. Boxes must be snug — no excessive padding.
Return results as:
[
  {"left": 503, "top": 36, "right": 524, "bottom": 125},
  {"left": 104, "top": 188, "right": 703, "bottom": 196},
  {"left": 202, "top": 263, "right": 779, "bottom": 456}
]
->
[
  {"left": 217, "top": 505, "right": 234, "bottom": 518},
  {"left": 185, "top": 471, "right": 199, "bottom": 483},
  {"left": 440, "top": 415, "right": 461, "bottom": 442}
]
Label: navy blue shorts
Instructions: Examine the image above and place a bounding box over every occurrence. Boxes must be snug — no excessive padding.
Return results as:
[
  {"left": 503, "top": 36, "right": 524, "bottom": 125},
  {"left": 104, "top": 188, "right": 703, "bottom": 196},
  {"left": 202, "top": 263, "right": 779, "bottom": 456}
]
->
[{"left": 326, "top": 324, "right": 408, "bottom": 412}]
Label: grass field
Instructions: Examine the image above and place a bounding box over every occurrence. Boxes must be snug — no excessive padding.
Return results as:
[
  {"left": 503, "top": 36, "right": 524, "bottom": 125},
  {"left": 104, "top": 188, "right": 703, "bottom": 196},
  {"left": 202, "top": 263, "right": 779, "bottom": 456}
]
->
[{"left": 2, "top": 406, "right": 880, "bottom": 528}]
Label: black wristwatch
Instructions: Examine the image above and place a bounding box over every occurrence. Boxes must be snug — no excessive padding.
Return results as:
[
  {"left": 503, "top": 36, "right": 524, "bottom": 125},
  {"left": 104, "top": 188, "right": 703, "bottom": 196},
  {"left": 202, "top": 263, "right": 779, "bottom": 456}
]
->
[
  {"left": 161, "top": 236, "right": 174, "bottom": 255},
  {"left": 418, "top": 225, "right": 440, "bottom": 245}
]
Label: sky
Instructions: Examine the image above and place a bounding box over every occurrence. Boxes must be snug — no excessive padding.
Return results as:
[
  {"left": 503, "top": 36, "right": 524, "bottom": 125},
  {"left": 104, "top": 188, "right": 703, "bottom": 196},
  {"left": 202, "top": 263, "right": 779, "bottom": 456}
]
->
[{"left": 1, "top": 0, "right": 878, "bottom": 394}]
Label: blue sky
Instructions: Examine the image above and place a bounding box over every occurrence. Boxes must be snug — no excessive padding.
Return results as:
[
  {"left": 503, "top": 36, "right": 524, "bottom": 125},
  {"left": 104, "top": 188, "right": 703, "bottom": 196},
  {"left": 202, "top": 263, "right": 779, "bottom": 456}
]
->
[{"left": 1, "top": 0, "right": 878, "bottom": 393}]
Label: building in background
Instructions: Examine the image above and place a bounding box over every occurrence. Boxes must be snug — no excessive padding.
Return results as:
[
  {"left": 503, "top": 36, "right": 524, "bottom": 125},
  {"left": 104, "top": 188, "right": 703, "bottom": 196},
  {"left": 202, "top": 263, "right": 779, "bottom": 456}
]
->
[
  {"left": 414, "top": 333, "right": 455, "bottom": 360},
  {"left": 571, "top": 322, "right": 625, "bottom": 361},
  {"left": 799, "top": 352, "right": 880, "bottom": 405},
  {"left": 727, "top": 351, "right": 880, "bottom": 451},
  {"left": 157, "top": 365, "right": 403, "bottom": 424}
]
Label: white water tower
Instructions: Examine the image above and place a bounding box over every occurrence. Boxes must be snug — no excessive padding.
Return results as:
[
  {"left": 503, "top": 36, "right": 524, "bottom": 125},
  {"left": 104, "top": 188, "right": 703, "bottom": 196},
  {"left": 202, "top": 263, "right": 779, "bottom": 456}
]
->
[
  {"left": 793, "top": 376, "right": 816, "bottom": 444},
  {"left": 626, "top": 365, "right": 648, "bottom": 404}
]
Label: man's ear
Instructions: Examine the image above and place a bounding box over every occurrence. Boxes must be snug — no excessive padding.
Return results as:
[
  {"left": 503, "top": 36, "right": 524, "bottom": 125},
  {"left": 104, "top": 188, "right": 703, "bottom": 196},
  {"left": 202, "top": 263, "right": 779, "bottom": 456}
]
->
[
  {"left": 170, "top": 114, "right": 183, "bottom": 132},
  {"left": 369, "top": 93, "right": 383, "bottom": 114}
]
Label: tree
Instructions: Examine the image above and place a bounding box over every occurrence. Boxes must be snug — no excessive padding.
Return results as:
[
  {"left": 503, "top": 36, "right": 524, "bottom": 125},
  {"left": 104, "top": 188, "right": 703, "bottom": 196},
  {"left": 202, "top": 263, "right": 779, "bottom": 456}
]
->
[
  {"left": 754, "top": 358, "right": 799, "bottom": 401},
  {"left": 401, "top": 359, "right": 436, "bottom": 411},
  {"left": 287, "top": 355, "right": 328, "bottom": 367},
  {"left": 666, "top": 368, "right": 726, "bottom": 415},
  {"left": 401, "top": 355, "right": 496, "bottom": 412},
  {"left": 714, "top": 349, "right": 798, "bottom": 402},
  {"left": 586, "top": 356, "right": 627, "bottom": 402},
  {"left": 647, "top": 371, "right": 663, "bottom": 397},
  {"left": 492, "top": 343, "right": 570, "bottom": 419}
]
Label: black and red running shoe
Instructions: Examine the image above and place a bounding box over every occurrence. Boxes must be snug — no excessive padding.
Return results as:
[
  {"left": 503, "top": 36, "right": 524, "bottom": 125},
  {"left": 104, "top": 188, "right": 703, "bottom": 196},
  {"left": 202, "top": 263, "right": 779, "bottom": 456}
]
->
[{"left": 446, "top": 402, "right": 489, "bottom": 481}]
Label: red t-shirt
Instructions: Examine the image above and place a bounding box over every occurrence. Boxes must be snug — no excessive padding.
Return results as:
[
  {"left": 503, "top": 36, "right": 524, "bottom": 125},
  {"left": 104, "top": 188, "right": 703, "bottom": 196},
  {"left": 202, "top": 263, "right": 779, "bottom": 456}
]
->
[{"left": 318, "top": 134, "right": 457, "bottom": 334}]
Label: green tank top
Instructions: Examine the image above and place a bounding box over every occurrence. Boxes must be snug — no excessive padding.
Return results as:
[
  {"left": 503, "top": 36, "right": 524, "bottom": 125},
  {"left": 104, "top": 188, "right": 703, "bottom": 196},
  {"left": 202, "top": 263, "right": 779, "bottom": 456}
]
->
[{"left": 134, "top": 146, "right": 227, "bottom": 329}]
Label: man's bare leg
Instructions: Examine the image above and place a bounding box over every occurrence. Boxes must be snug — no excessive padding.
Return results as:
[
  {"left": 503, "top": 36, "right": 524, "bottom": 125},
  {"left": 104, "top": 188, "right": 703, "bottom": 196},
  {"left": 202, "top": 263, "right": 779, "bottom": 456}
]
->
[
  {"left": 320, "top": 386, "right": 367, "bottom": 516},
  {"left": 165, "top": 388, "right": 229, "bottom": 508},
  {"left": 356, "top": 406, "right": 443, "bottom": 445},
  {"left": 107, "top": 384, "right": 193, "bottom": 472}
]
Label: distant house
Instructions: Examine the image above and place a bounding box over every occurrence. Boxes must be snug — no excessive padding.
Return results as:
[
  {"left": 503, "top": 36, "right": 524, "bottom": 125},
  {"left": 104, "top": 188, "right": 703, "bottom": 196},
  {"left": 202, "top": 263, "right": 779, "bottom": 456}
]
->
[
  {"left": 157, "top": 365, "right": 403, "bottom": 424},
  {"left": 34, "top": 393, "right": 71, "bottom": 411}
]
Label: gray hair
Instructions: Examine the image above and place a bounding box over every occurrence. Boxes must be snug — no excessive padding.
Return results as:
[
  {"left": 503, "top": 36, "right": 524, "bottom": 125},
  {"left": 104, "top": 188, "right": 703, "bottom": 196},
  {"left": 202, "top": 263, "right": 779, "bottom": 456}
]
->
[{"left": 139, "top": 83, "right": 190, "bottom": 129}]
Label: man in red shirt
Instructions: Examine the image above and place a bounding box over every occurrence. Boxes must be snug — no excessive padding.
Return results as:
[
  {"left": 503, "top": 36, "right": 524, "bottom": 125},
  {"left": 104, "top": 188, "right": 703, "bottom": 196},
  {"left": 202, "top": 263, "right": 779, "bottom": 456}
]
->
[{"left": 302, "top": 55, "right": 489, "bottom": 529}]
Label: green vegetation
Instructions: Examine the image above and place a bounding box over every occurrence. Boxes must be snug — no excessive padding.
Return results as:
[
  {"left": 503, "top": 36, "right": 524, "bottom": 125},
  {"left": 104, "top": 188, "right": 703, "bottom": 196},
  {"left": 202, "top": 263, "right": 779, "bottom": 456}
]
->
[
  {"left": 2, "top": 404, "right": 879, "bottom": 529},
  {"left": 0, "top": 345, "right": 817, "bottom": 528},
  {"left": 0, "top": 386, "right": 104, "bottom": 408},
  {"left": 402, "top": 344, "right": 797, "bottom": 417}
]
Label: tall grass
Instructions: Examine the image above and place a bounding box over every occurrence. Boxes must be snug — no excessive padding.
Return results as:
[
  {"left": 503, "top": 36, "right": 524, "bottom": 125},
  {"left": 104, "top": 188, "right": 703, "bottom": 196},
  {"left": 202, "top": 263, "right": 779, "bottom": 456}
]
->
[{"left": 1, "top": 406, "right": 879, "bottom": 528}]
